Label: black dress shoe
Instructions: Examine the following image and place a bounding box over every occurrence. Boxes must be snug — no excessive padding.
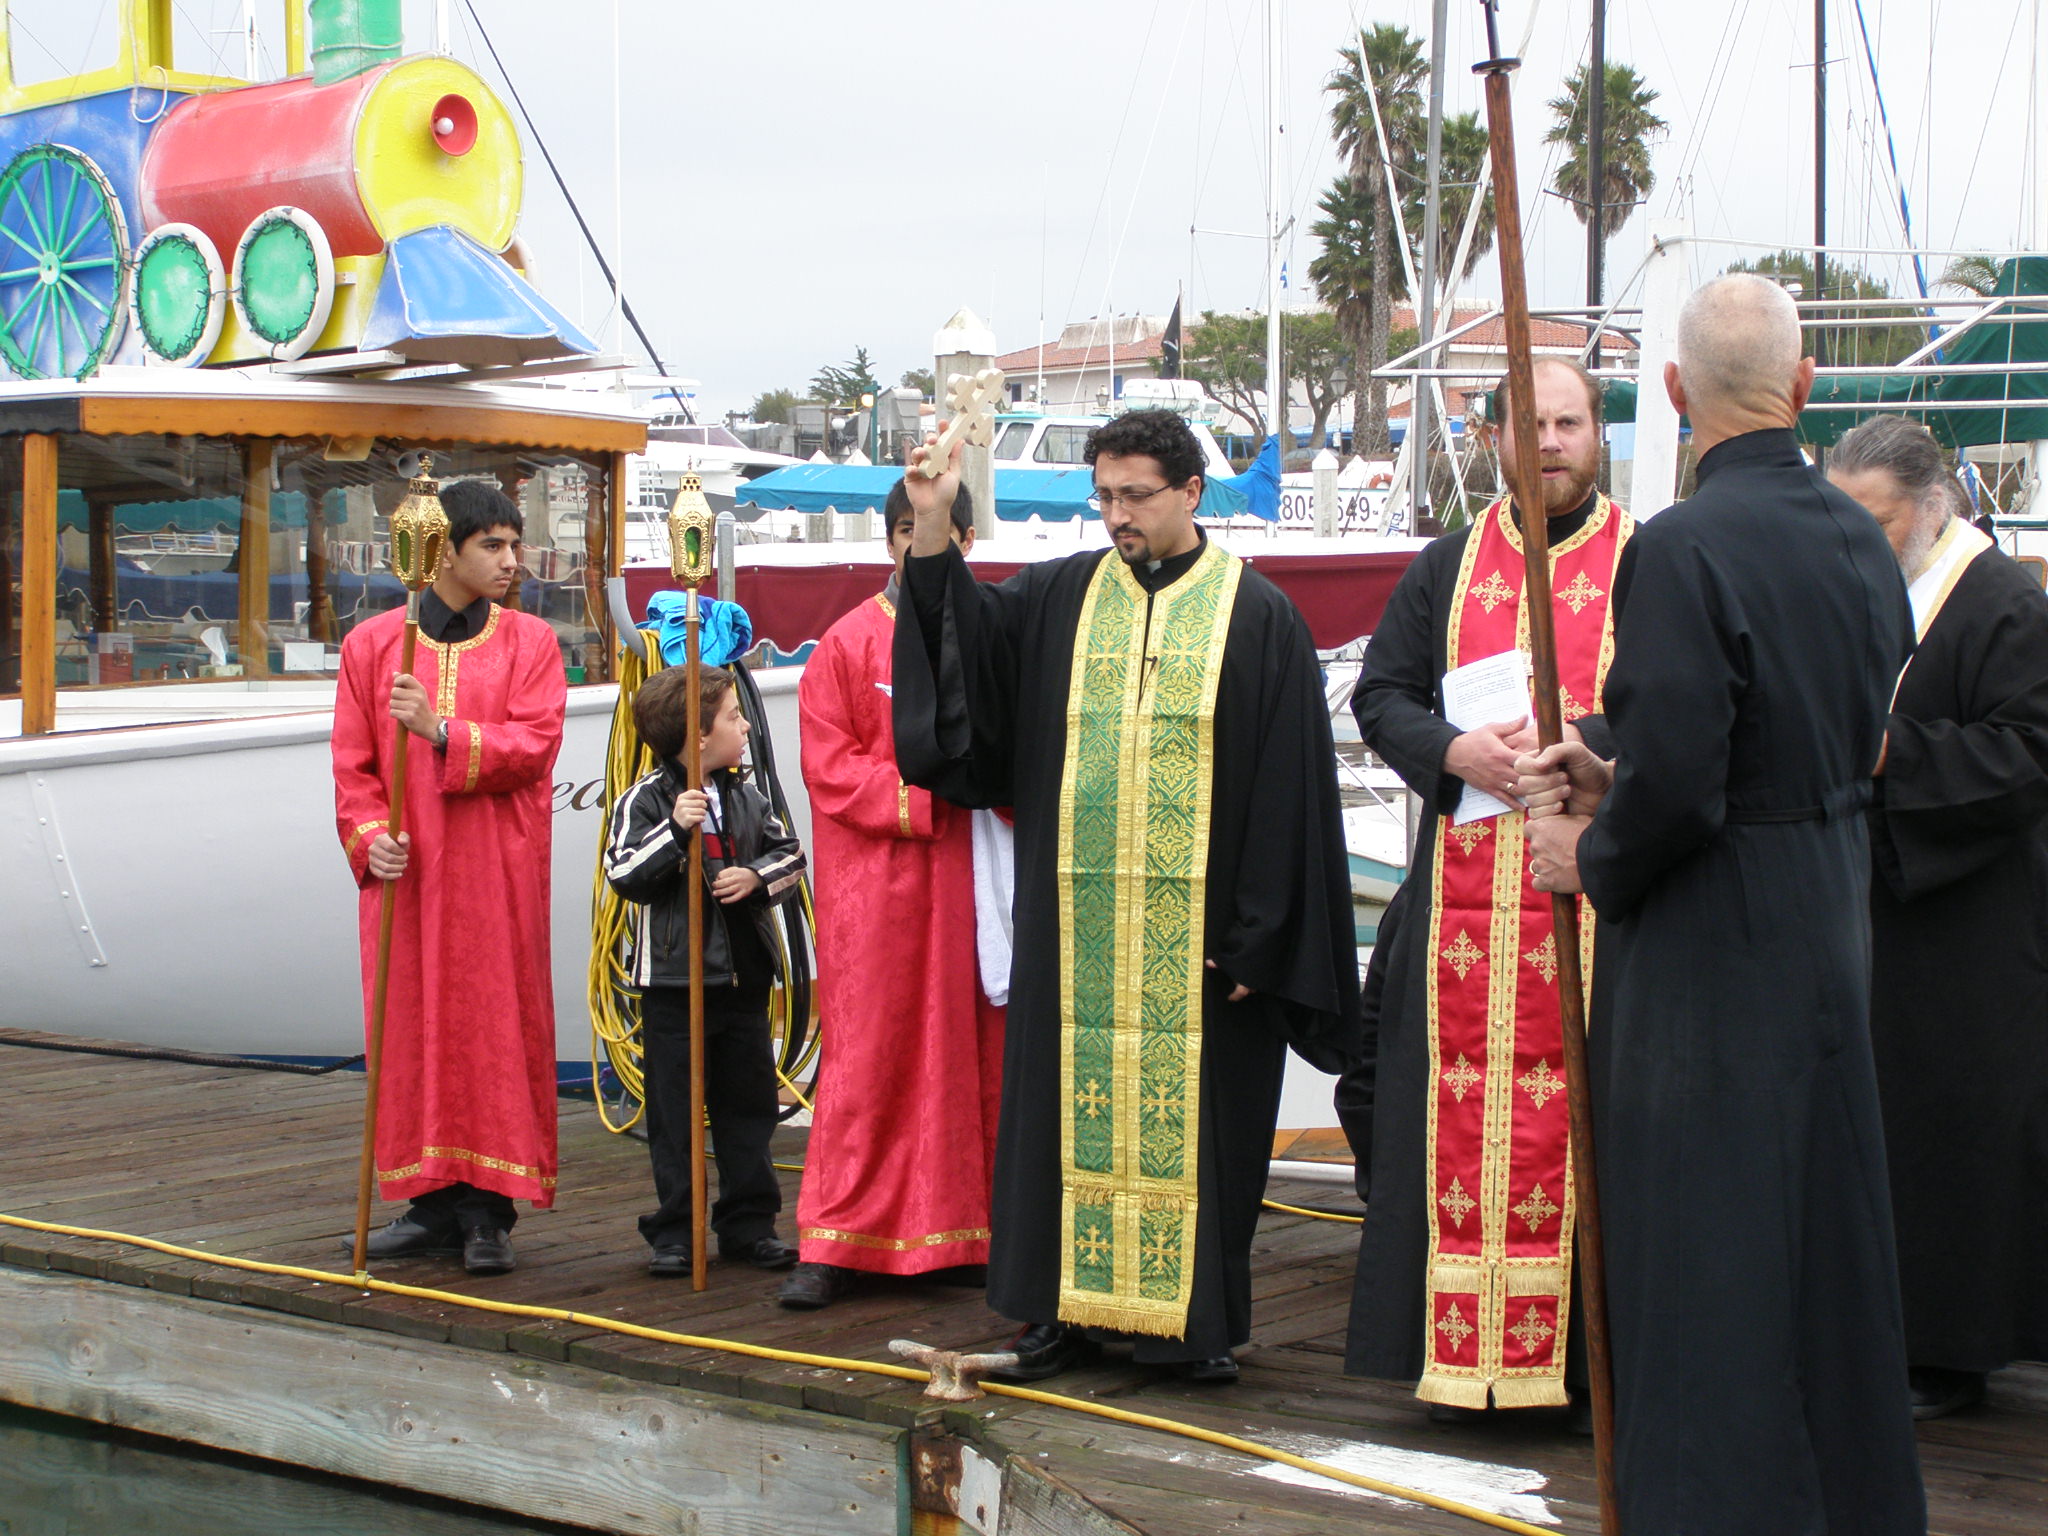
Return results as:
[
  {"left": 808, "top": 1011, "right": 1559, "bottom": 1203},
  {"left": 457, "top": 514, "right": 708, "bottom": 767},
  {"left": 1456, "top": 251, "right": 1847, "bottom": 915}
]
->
[
  {"left": 647, "top": 1246, "right": 692, "bottom": 1278},
  {"left": 1171, "top": 1354, "right": 1240, "bottom": 1384},
  {"left": 722, "top": 1236, "right": 798, "bottom": 1271},
  {"left": 344, "top": 1214, "right": 461, "bottom": 1261},
  {"left": 987, "top": 1322, "right": 1099, "bottom": 1383},
  {"left": 777, "top": 1261, "right": 853, "bottom": 1308},
  {"left": 461, "top": 1224, "right": 516, "bottom": 1275},
  {"left": 1566, "top": 1390, "right": 1594, "bottom": 1437},
  {"left": 1909, "top": 1366, "right": 1986, "bottom": 1420}
]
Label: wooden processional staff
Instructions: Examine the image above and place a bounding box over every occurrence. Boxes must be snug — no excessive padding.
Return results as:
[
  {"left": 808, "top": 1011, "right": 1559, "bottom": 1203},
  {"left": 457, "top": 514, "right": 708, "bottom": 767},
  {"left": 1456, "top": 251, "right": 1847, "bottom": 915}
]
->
[
  {"left": 667, "top": 472, "right": 716, "bottom": 1292},
  {"left": 1473, "top": 4, "right": 1620, "bottom": 1530},
  {"left": 352, "top": 455, "right": 450, "bottom": 1277}
]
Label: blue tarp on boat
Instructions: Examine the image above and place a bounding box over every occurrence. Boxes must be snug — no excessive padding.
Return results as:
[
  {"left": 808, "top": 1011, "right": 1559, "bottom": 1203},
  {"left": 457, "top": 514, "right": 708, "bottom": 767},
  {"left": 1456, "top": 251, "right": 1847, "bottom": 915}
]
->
[{"left": 733, "top": 436, "right": 1283, "bottom": 522}]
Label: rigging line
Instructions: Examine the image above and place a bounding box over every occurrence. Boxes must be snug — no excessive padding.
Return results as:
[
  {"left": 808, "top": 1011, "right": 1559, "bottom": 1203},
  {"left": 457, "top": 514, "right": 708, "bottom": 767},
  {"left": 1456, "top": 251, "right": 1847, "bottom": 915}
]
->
[
  {"left": 1060, "top": 0, "right": 1166, "bottom": 334},
  {"left": 1946, "top": 2, "right": 2026, "bottom": 250},
  {"left": 457, "top": 0, "right": 694, "bottom": 421},
  {"left": 1094, "top": 1, "right": 1193, "bottom": 330},
  {"left": 1670, "top": 0, "right": 1758, "bottom": 202},
  {"left": 1849, "top": 0, "right": 1928, "bottom": 299}
]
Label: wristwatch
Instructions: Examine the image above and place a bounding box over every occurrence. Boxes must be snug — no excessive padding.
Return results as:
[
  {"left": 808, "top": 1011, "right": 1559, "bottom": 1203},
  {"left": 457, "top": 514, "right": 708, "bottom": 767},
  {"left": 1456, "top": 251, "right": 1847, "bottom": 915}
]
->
[{"left": 433, "top": 718, "right": 449, "bottom": 750}]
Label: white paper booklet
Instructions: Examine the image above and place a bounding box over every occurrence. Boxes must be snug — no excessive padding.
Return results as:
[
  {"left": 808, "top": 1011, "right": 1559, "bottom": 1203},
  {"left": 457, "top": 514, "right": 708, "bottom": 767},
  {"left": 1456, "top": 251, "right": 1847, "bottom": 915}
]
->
[{"left": 1441, "top": 649, "right": 1534, "bottom": 825}]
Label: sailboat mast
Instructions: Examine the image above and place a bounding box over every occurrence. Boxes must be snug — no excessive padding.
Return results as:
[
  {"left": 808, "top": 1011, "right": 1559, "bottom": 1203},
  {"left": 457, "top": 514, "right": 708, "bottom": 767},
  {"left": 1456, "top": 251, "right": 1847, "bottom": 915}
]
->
[
  {"left": 1587, "top": 0, "right": 1605, "bottom": 366},
  {"left": 1417, "top": 0, "right": 1448, "bottom": 521},
  {"left": 1265, "top": 0, "right": 1284, "bottom": 442},
  {"left": 1813, "top": 0, "right": 1828, "bottom": 372}
]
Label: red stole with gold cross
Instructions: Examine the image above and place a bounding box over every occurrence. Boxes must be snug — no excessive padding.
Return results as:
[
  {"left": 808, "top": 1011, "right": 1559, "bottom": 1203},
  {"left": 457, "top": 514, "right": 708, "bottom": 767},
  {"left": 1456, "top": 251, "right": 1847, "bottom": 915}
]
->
[{"left": 1419, "top": 493, "right": 1631, "bottom": 1408}]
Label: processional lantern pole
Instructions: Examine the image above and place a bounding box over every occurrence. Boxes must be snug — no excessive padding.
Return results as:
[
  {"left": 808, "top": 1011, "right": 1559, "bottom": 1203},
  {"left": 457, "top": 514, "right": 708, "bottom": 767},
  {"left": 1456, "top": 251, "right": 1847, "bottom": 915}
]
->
[
  {"left": 669, "top": 471, "right": 716, "bottom": 1293},
  {"left": 353, "top": 454, "right": 450, "bottom": 1277},
  {"left": 1472, "top": 4, "right": 1620, "bottom": 1529}
]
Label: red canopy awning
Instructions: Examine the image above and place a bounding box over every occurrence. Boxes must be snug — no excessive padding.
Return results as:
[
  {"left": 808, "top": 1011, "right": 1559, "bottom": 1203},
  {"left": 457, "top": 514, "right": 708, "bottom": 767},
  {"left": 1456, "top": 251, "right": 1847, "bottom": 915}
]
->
[{"left": 622, "top": 546, "right": 1417, "bottom": 658}]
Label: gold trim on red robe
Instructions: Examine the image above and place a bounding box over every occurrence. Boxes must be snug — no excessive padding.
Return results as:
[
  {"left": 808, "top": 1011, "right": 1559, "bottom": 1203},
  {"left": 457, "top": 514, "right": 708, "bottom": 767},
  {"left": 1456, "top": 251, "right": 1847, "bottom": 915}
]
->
[{"left": 1421, "top": 494, "right": 1632, "bottom": 1407}]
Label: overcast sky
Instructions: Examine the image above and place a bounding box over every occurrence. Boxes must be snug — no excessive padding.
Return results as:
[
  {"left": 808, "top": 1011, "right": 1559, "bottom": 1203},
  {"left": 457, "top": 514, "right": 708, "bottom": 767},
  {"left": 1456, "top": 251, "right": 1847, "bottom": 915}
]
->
[{"left": 18, "top": 2, "right": 2047, "bottom": 417}]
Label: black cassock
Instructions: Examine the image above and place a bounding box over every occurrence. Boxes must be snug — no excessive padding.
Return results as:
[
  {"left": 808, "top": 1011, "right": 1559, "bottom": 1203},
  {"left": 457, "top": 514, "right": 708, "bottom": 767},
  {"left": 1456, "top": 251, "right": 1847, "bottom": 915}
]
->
[
  {"left": 1334, "top": 498, "right": 1613, "bottom": 1382},
  {"left": 892, "top": 535, "right": 1361, "bottom": 1362},
  {"left": 1871, "top": 544, "right": 2048, "bottom": 1375},
  {"left": 1576, "top": 429, "right": 1924, "bottom": 1533}
]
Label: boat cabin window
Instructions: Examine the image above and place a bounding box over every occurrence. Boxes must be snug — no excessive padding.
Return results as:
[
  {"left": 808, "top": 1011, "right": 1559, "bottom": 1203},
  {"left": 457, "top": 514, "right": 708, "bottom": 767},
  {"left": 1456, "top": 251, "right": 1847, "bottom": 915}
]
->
[
  {"left": 15, "top": 433, "right": 615, "bottom": 734},
  {"left": 1032, "top": 425, "right": 1093, "bottom": 465},
  {"left": 993, "top": 422, "right": 1034, "bottom": 462}
]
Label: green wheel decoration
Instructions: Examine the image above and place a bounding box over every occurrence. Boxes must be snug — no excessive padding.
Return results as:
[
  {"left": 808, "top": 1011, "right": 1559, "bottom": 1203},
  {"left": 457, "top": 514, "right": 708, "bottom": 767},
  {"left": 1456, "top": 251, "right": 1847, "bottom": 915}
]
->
[
  {"left": 131, "top": 223, "right": 225, "bottom": 367},
  {"left": 231, "top": 206, "right": 334, "bottom": 362},
  {"left": 0, "top": 143, "right": 129, "bottom": 380}
]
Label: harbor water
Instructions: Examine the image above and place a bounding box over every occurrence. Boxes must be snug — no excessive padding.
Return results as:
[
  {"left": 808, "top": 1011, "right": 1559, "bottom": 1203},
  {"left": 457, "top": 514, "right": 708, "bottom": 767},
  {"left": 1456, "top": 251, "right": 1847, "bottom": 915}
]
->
[{"left": 0, "top": 1404, "right": 586, "bottom": 1536}]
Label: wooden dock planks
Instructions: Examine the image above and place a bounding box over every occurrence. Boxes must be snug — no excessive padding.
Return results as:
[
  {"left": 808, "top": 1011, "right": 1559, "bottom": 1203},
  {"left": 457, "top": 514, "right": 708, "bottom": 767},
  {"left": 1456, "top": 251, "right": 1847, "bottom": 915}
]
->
[{"left": 3, "top": 1027, "right": 2044, "bottom": 1535}]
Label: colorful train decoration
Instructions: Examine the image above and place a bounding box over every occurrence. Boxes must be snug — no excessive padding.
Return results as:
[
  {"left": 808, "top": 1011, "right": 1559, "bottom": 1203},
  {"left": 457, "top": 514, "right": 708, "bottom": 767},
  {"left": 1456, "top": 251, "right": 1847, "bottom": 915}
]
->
[{"left": 0, "top": 0, "right": 596, "bottom": 379}]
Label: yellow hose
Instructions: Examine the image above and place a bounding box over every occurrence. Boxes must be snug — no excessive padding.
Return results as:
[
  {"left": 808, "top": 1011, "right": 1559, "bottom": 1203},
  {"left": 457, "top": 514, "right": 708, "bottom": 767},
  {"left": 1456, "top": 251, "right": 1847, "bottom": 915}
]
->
[
  {"left": 0, "top": 1211, "right": 1559, "bottom": 1536},
  {"left": 587, "top": 640, "right": 821, "bottom": 1133}
]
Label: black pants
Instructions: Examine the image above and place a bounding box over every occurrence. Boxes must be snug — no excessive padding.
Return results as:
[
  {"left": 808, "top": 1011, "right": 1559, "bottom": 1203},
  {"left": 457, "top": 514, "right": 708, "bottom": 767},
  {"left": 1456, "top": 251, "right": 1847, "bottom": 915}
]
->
[
  {"left": 408, "top": 1181, "right": 518, "bottom": 1234},
  {"left": 638, "top": 983, "right": 782, "bottom": 1253}
]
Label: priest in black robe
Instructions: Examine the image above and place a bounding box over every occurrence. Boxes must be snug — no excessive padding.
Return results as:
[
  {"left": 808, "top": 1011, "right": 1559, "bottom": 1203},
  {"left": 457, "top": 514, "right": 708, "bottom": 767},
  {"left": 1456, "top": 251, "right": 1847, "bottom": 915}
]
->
[
  {"left": 892, "top": 409, "right": 1361, "bottom": 1381},
  {"left": 1519, "top": 276, "right": 1925, "bottom": 1533},
  {"left": 1829, "top": 412, "right": 2048, "bottom": 1420},
  {"left": 1339, "top": 358, "right": 1629, "bottom": 1417}
]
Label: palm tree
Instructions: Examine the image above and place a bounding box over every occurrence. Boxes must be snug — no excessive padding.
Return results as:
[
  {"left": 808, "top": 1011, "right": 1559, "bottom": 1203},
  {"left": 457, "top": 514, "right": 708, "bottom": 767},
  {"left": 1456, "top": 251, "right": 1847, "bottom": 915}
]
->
[
  {"left": 1309, "top": 174, "right": 1373, "bottom": 443},
  {"left": 1328, "top": 24, "right": 1427, "bottom": 456},
  {"left": 1938, "top": 254, "right": 2005, "bottom": 297},
  {"left": 1545, "top": 62, "right": 1666, "bottom": 276},
  {"left": 1429, "top": 111, "right": 1498, "bottom": 288}
]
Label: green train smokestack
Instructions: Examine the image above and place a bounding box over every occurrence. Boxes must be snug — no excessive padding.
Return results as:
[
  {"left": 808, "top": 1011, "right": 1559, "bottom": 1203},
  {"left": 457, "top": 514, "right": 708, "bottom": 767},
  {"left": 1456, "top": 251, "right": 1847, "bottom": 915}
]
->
[{"left": 309, "top": 0, "right": 403, "bottom": 85}]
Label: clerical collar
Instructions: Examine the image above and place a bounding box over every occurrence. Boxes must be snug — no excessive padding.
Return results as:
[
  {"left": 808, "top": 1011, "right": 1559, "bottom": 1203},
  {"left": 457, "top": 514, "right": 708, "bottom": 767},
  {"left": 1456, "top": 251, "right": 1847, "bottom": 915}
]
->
[
  {"left": 420, "top": 589, "right": 492, "bottom": 643},
  {"left": 1695, "top": 427, "right": 1805, "bottom": 484},
  {"left": 1502, "top": 488, "right": 1599, "bottom": 547},
  {"left": 1133, "top": 528, "right": 1208, "bottom": 593},
  {"left": 882, "top": 573, "right": 901, "bottom": 608}
]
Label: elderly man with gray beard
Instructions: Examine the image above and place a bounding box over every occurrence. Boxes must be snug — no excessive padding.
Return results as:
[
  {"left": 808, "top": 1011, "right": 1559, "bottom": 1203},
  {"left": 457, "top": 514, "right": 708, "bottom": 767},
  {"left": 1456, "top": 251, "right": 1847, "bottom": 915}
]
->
[
  {"left": 1829, "top": 413, "right": 2048, "bottom": 1422},
  {"left": 1515, "top": 276, "right": 1925, "bottom": 1532}
]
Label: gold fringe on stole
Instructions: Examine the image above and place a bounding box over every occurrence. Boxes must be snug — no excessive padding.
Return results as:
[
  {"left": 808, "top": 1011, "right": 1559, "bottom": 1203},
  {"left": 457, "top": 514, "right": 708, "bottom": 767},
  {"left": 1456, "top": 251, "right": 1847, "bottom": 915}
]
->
[{"left": 1055, "top": 543, "right": 1242, "bottom": 1339}]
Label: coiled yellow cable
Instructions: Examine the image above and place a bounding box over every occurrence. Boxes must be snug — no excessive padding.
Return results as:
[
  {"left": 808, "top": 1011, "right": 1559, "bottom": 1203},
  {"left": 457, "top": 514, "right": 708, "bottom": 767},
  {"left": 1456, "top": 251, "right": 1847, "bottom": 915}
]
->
[
  {"left": 587, "top": 641, "right": 821, "bottom": 1135},
  {"left": 0, "top": 1211, "right": 1558, "bottom": 1536}
]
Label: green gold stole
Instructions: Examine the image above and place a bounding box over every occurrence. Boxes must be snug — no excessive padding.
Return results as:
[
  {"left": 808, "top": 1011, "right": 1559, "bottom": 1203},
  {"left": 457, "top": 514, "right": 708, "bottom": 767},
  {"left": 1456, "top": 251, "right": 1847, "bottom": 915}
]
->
[{"left": 1056, "top": 540, "right": 1243, "bottom": 1338}]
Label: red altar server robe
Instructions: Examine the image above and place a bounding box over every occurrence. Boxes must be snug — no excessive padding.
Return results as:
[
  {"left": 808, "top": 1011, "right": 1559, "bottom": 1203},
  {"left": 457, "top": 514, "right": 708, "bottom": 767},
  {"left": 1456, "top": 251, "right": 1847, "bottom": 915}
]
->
[
  {"left": 797, "top": 592, "right": 1005, "bottom": 1273},
  {"left": 331, "top": 604, "right": 566, "bottom": 1207}
]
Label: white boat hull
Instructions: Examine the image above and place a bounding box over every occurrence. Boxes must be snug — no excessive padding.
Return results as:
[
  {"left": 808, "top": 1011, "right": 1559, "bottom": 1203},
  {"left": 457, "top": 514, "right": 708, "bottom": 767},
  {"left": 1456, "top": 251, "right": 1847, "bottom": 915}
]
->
[{"left": 0, "top": 674, "right": 808, "bottom": 1066}]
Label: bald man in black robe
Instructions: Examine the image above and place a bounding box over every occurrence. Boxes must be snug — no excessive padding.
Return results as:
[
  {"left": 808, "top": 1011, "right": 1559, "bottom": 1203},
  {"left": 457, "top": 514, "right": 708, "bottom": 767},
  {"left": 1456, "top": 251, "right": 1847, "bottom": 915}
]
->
[{"left": 1521, "top": 276, "right": 1925, "bottom": 1533}]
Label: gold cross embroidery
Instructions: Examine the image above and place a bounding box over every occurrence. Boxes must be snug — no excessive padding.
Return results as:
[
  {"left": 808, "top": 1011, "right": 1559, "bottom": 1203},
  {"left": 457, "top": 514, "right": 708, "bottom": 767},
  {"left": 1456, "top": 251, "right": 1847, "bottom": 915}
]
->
[
  {"left": 1441, "top": 929, "right": 1484, "bottom": 980},
  {"left": 1519, "top": 1057, "right": 1566, "bottom": 1110},
  {"left": 1509, "top": 1304, "right": 1557, "bottom": 1354},
  {"left": 1558, "top": 684, "right": 1589, "bottom": 722},
  {"left": 1436, "top": 1301, "right": 1476, "bottom": 1350},
  {"left": 1440, "top": 1176, "right": 1477, "bottom": 1227},
  {"left": 1512, "top": 1183, "right": 1561, "bottom": 1233},
  {"left": 1472, "top": 570, "right": 1515, "bottom": 613},
  {"left": 1077, "top": 1078, "right": 1111, "bottom": 1121},
  {"left": 1523, "top": 934, "right": 1559, "bottom": 984},
  {"left": 1077, "top": 1221, "right": 1113, "bottom": 1268},
  {"left": 1442, "top": 1053, "right": 1482, "bottom": 1102},
  {"left": 1449, "top": 820, "right": 1492, "bottom": 856},
  {"left": 1557, "top": 570, "right": 1605, "bottom": 615}
]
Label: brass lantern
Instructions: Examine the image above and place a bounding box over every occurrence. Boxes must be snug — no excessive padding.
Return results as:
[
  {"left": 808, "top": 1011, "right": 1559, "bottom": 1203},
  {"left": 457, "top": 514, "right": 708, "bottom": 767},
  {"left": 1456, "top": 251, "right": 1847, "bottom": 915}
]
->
[
  {"left": 669, "top": 471, "right": 714, "bottom": 587},
  {"left": 387, "top": 452, "right": 449, "bottom": 593}
]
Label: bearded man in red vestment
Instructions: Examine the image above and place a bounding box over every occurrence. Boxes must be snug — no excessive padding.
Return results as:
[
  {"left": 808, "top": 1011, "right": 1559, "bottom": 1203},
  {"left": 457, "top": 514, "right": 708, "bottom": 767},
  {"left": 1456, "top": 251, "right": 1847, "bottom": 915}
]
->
[
  {"left": 332, "top": 480, "right": 567, "bottom": 1276},
  {"left": 779, "top": 478, "right": 1007, "bottom": 1308}
]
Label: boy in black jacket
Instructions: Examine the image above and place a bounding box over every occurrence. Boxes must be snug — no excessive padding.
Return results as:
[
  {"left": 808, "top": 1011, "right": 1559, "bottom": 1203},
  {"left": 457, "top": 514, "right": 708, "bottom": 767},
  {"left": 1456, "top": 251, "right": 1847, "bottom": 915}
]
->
[{"left": 604, "top": 664, "right": 806, "bottom": 1276}]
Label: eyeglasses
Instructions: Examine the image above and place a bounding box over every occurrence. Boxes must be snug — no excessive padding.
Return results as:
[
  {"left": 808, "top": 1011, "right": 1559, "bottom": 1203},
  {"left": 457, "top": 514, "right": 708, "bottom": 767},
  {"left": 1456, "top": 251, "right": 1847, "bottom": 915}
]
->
[{"left": 1087, "top": 481, "right": 1186, "bottom": 512}]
